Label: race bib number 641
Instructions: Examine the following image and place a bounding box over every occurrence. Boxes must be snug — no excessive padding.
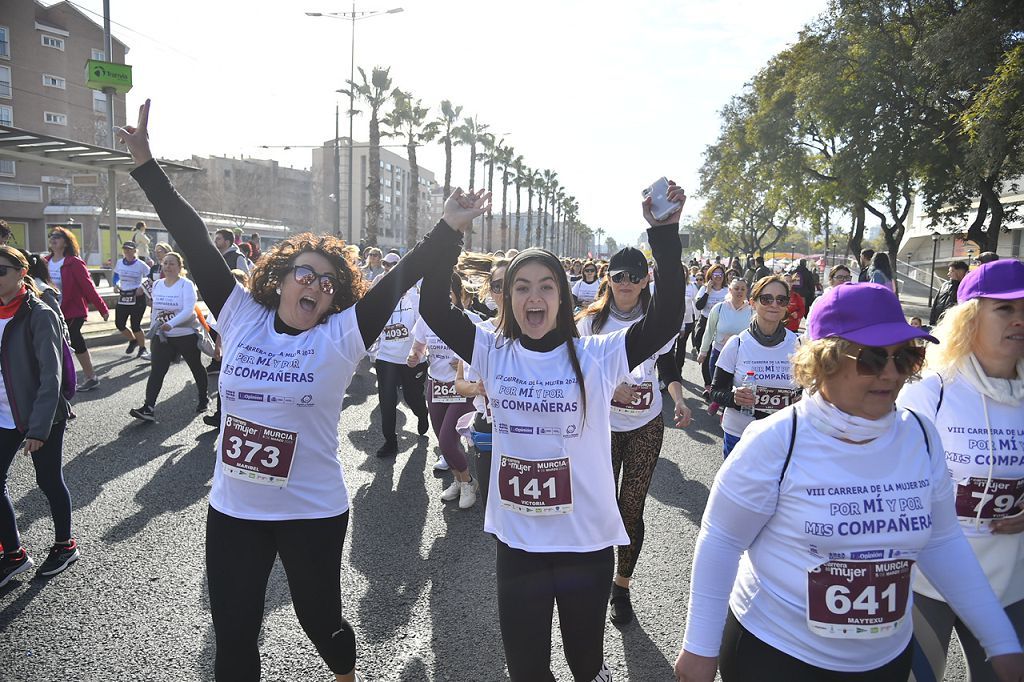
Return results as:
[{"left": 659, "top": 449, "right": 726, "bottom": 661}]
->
[
  {"left": 220, "top": 414, "right": 298, "bottom": 487},
  {"left": 806, "top": 559, "right": 913, "bottom": 639}
]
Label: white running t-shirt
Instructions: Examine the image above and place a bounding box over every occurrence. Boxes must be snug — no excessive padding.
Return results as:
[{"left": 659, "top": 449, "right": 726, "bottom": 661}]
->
[
  {"left": 719, "top": 402, "right": 951, "bottom": 671},
  {"left": 373, "top": 288, "right": 418, "bottom": 364},
  {"left": 48, "top": 258, "right": 64, "bottom": 290},
  {"left": 576, "top": 312, "right": 675, "bottom": 433},
  {"left": 471, "top": 324, "right": 632, "bottom": 552},
  {"left": 571, "top": 278, "right": 602, "bottom": 306},
  {"left": 210, "top": 285, "right": 366, "bottom": 521},
  {"left": 715, "top": 328, "right": 800, "bottom": 437}
]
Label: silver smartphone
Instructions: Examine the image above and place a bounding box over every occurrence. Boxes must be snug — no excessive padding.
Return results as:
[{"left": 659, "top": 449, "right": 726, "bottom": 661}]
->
[{"left": 642, "top": 176, "right": 680, "bottom": 221}]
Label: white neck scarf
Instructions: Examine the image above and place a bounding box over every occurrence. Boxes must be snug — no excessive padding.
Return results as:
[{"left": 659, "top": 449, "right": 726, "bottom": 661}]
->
[
  {"left": 959, "top": 353, "right": 1024, "bottom": 407},
  {"left": 806, "top": 390, "right": 895, "bottom": 443}
]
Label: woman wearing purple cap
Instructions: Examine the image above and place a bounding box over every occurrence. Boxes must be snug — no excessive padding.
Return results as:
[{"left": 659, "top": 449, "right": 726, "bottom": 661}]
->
[
  {"left": 898, "top": 259, "right": 1024, "bottom": 682},
  {"left": 674, "top": 282, "right": 1024, "bottom": 682}
]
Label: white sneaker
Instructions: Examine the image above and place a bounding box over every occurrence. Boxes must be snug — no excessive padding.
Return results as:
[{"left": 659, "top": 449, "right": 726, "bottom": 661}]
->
[
  {"left": 458, "top": 479, "right": 477, "bottom": 509},
  {"left": 440, "top": 480, "right": 461, "bottom": 501},
  {"left": 433, "top": 456, "right": 450, "bottom": 471}
]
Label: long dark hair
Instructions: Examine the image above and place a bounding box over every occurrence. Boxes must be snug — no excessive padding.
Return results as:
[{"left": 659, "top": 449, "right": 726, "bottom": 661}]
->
[
  {"left": 48, "top": 226, "right": 79, "bottom": 258},
  {"left": 870, "top": 252, "right": 894, "bottom": 280},
  {"left": 500, "top": 248, "right": 587, "bottom": 420},
  {"left": 577, "top": 273, "right": 651, "bottom": 334}
]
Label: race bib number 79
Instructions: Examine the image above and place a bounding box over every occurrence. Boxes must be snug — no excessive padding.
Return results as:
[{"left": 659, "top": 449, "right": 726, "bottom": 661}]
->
[{"left": 220, "top": 414, "right": 298, "bottom": 487}]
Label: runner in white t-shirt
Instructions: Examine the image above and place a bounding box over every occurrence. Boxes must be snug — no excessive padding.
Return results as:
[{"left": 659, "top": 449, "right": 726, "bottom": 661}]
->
[
  {"left": 454, "top": 257, "right": 510, "bottom": 510},
  {"left": 576, "top": 245, "right": 692, "bottom": 627},
  {"left": 421, "top": 182, "right": 687, "bottom": 682},
  {"left": 120, "top": 98, "right": 492, "bottom": 682},
  {"left": 112, "top": 241, "right": 153, "bottom": 360},
  {"left": 897, "top": 259, "right": 1024, "bottom": 682},
  {"left": 675, "top": 282, "right": 1024, "bottom": 682},
  {"left": 372, "top": 278, "right": 429, "bottom": 458},
  {"left": 711, "top": 275, "right": 801, "bottom": 457},
  {"left": 693, "top": 264, "right": 729, "bottom": 395},
  {"left": 408, "top": 272, "right": 481, "bottom": 507},
  {"left": 570, "top": 261, "right": 601, "bottom": 308}
]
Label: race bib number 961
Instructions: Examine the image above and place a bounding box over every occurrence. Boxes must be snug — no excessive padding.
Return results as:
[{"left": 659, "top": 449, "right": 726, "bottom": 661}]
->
[
  {"left": 754, "top": 387, "right": 795, "bottom": 413},
  {"left": 806, "top": 559, "right": 913, "bottom": 639},
  {"left": 220, "top": 414, "right": 298, "bottom": 487},
  {"left": 498, "top": 454, "right": 573, "bottom": 515}
]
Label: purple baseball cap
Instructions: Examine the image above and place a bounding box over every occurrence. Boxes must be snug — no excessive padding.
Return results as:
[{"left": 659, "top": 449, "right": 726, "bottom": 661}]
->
[
  {"left": 808, "top": 282, "right": 938, "bottom": 345},
  {"left": 957, "top": 259, "right": 1024, "bottom": 302}
]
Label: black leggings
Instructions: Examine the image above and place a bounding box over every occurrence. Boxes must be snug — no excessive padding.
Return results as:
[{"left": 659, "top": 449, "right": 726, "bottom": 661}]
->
[
  {"left": 206, "top": 506, "right": 356, "bottom": 681},
  {"left": 114, "top": 298, "right": 148, "bottom": 332},
  {"left": 675, "top": 322, "right": 695, "bottom": 371},
  {"left": 693, "top": 315, "right": 709, "bottom": 365},
  {"left": 66, "top": 316, "right": 87, "bottom": 354},
  {"left": 611, "top": 414, "right": 664, "bottom": 579},
  {"left": 146, "top": 333, "right": 208, "bottom": 407},
  {"left": 496, "top": 541, "right": 613, "bottom": 682},
  {"left": 0, "top": 421, "right": 71, "bottom": 550},
  {"left": 720, "top": 609, "right": 913, "bottom": 682},
  {"left": 374, "top": 359, "right": 427, "bottom": 441}
]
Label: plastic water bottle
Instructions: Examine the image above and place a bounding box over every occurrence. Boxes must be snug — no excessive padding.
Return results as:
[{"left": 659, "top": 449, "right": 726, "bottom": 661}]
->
[{"left": 740, "top": 371, "right": 757, "bottom": 416}]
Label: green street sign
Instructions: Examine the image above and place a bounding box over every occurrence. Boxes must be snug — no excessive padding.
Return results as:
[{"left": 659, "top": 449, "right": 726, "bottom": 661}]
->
[{"left": 85, "top": 59, "right": 133, "bottom": 94}]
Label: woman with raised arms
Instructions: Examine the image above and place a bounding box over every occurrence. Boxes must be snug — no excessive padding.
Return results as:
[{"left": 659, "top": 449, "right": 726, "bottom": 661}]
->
[
  {"left": 118, "top": 100, "right": 488, "bottom": 682},
  {"left": 420, "top": 182, "right": 686, "bottom": 681}
]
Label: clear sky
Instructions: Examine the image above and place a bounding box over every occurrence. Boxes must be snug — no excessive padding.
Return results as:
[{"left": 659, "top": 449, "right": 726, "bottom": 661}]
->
[{"left": 57, "top": 0, "right": 826, "bottom": 247}]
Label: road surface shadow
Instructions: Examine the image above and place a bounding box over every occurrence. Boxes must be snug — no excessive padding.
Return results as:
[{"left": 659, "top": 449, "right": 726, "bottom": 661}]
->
[
  {"left": 616, "top": 617, "right": 676, "bottom": 680},
  {"left": 647, "top": 459, "right": 709, "bottom": 525},
  {"left": 349, "top": 438, "right": 430, "bottom": 641}
]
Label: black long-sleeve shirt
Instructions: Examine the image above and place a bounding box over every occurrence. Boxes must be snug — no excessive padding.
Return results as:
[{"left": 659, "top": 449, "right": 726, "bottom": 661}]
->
[
  {"left": 130, "top": 159, "right": 460, "bottom": 346},
  {"left": 418, "top": 223, "right": 684, "bottom": 370}
]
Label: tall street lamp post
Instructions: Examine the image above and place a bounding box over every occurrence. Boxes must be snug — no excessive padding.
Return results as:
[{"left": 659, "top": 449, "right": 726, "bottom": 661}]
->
[
  {"left": 307, "top": 5, "right": 403, "bottom": 246},
  {"left": 928, "top": 232, "right": 939, "bottom": 308}
]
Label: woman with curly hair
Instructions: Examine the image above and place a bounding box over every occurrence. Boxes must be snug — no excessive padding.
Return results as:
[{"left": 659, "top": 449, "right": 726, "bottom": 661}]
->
[
  {"left": 119, "top": 100, "right": 488, "bottom": 682},
  {"left": 898, "top": 259, "right": 1024, "bottom": 682}
]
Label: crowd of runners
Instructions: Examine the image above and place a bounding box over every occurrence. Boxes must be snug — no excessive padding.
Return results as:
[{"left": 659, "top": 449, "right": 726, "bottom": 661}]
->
[{"left": 0, "top": 99, "right": 1022, "bottom": 682}]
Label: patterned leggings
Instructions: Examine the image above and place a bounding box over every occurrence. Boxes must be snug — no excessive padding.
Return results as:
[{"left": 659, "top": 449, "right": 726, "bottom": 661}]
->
[{"left": 610, "top": 413, "right": 664, "bottom": 579}]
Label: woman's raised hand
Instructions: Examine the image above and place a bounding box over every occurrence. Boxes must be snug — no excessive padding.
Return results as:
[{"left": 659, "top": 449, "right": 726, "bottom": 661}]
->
[
  {"left": 642, "top": 179, "right": 686, "bottom": 227},
  {"left": 442, "top": 188, "right": 492, "bottom": 233},
  {"left": 116, "top": 98, "right": 154, "bottom": 168}
]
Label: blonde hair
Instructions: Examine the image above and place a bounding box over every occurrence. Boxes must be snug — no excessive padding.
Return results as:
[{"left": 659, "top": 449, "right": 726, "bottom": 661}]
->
[
  {"left": 791, "top": 337, "right": 850, "bottom": 394},
  {"left": 926, "top": 298, "right": 981, "bottom": 378}
]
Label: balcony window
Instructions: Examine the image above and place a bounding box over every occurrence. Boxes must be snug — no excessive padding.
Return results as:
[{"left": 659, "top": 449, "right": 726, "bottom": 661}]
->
[
  {"left": 44, "top": 111, "right": 67, "bottom": 126},
  {"left": 43, "top": 74, "right": 66, "bottom": 89},
  {"left": 0, "top": 182, "right": 42, "bottom": 202},
  {"left": 0, "top": 104, "right": 11, "bottom": 126},
  {"left": 91, "top": 48, "right": 105, "bottom": 60},
  {"left": 0, "top": 65, "right": 10, "bottom": 99},
  {"left": 0, "top": 159, "right": 14, "bottom": 177},
  {"left": 0, "top": 27, "right": 10, "bottom": 59}
]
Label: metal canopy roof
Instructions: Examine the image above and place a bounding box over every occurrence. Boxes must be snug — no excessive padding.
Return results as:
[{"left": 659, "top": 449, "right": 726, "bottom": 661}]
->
[{"left": 0, "top": 124, "right": 201, "bottom": 175}]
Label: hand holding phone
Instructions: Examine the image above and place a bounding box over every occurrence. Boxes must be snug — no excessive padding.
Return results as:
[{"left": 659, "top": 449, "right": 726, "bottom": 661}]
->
[{"left": 642, "top": 177, "right": 685, "bottom": 225}]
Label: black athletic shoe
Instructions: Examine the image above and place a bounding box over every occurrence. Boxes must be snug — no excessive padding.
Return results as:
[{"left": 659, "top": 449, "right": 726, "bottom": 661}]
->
[
  {"left": 130, "top": 405, "right": 155, "bottom": 422},
  {"left": 196, "top": 400, "right": 209, "bottom": 414},
  {"left": 203, "top": 413, "right": 221, "bottom": 429},
  {"left": 36, "top": 540, "right": 79, "bottom": 577},
  {"left": 206, "top": 359, "right": 221, "bottom": 375},
  {"left": 375, "top": 439, "right": 398, "bottom": 458},
  {"left": 417, "top": 413, "right": 430, "bottom": 436},
  {"left": 125, "top": 340, "right": 138, "bottom": 355},
  {"left": 0, "top": 547, "right": 34, "bottom": 588},
  {"left": 610, "top": 584, "right": 634, "bottom": 625}
]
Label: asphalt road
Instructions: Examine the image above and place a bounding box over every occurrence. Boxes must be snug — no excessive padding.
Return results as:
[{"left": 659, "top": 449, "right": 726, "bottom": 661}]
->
[{"left": 0, "top": 344, "right": 969, "bottom": 681}]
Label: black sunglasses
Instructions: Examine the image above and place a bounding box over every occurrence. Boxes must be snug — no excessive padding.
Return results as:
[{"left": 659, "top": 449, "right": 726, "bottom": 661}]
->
[
  {"left": 756, "top": 294, "right": 790, "bottom": 306},
  {"left": 611, "top": 272, "right": 643, "bottom": 284},
  {"left": 490, "top": 278, "right": 503, "bottom": 293},
  {"left": 583, "top": 268, "right": 597, "bottom": 274},
  {"left": 0, "top": 264, "right": 21, "bottom": 277},
  {"left": 290, "top": 264, "right": 340, "bottom": 296},
  {"left": 844, "top": 344, "right": 926, "bottom": 376}
]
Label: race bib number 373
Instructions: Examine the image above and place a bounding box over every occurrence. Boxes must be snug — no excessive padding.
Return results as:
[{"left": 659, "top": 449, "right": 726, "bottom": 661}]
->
[
  {"left": 220, "top": 414, "right": 298, "bottom": 487},
  {"left": 806, "top": 559, "right": 913, "bottom": 639}
]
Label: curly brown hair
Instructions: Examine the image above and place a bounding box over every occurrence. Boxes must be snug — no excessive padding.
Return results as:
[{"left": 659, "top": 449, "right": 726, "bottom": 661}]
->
[{"left": 248, "top": 232, "right": 367, "bottom": 319}]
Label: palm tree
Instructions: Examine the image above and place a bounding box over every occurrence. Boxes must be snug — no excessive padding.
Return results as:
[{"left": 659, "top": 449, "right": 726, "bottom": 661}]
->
[
  {"left": 495, "top": 143, "right": 515, "bottom": 252},
  {"left": 479, "top": 132, "right": 498, "bottom": 251},
  {"left": 454, "top": 116, "right": 488, "bottom": 249},
  {"left": 340, "top": 66, "right": 395, "bottom": 247},
  {"left": 382, "top": 89, "right": 435, "bottom": 250},
  {"left": 432, "top": 100, "right": 462, "bottom": 201},
  {"left": 553, "top": 188, "right": 565, "bottom": 253},
  {"left": 594, "top": 226, "right": 605, "bottom": 257},
  {"left": 540, "top": 170, "right": 558, "bottom": 251},
  {"left": 525, "top": 169, "right": 542, "bottom": 247},
  {"left": 510, "top": 154, "right": 526, "bottom": 250}
]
